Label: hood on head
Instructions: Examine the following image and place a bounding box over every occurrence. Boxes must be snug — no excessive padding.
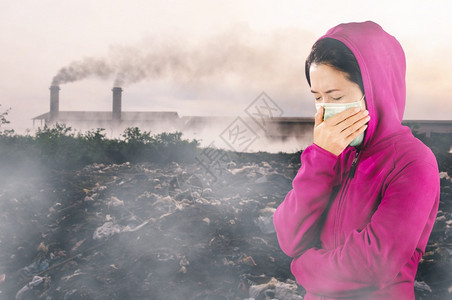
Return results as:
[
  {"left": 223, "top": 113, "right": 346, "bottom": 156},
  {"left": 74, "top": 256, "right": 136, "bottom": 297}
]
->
[{"left": 317, "top": 21, "right": 409, "bottom": 150}]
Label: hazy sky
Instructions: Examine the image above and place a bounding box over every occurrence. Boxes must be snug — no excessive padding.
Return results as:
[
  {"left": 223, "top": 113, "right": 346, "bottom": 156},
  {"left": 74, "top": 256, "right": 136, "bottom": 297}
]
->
[{"left": 1, "top": 0, "right": 451, "bottom": 133}]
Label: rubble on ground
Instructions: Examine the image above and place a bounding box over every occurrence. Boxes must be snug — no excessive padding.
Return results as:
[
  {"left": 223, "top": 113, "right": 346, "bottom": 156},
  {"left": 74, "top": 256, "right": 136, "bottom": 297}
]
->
[{"left": 0, "top": 156, "right": 450, "bottom": 299}]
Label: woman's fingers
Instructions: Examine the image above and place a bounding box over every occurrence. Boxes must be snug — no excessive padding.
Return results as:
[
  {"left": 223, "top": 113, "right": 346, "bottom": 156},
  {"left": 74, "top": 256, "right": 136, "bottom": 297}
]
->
[
  {"left": 313, "top": 106, "right": 370, "bottom": 156},
  {"left": 325, "top": 107, "right": 361, "bottom": 126},
  {"left": 340, "top": 113, "right": 370, "bottom": 136},
  {"left": 326, "top": 108, "right": 369, "bottom": 133},
  {"left": 345, "top": 123, "right": 368, "bottom": 145},
  {"left": 314, "top": 106, "right": 324, "bottom": 127}
]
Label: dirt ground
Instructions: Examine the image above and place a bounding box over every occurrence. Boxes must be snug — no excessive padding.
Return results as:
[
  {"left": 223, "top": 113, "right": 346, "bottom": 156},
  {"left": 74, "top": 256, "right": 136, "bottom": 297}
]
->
[{"left": 0, "top": 152, "right": 450, "bottom": 299}]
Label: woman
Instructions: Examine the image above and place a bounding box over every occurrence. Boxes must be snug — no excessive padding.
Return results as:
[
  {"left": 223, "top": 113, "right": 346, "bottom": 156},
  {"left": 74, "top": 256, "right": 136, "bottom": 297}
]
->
[{"left": 273, "top": 21, "right": 440, "bottom": 299}]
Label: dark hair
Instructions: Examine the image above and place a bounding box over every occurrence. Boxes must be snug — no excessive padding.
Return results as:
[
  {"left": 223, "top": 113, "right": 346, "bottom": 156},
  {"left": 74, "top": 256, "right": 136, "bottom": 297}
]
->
[{"left": 305, "top": 38, "right": 364, "bottom": 94}]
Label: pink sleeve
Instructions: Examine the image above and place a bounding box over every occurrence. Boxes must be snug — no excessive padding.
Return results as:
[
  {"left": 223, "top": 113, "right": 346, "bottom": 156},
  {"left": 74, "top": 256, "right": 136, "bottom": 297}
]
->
[
  {"left": 290, "top": 161, "right": 440, "bottom": 298},
  {"left": 273, "top": 143, "right": 339, "bottom": 258}
]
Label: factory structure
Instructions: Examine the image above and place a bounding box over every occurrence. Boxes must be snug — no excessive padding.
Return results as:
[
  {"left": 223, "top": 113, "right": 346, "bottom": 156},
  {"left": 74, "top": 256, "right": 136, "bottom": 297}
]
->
[
  {"left": 33, "top": 86, "right": 182, "bottom": 131},
  {"left": 33, "top": 86, "right": 452, "bottom": 143}
]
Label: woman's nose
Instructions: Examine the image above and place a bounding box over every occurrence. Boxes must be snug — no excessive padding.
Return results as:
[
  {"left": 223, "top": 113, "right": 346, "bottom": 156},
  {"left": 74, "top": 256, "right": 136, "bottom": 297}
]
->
[{"left": 319, "top": 97, "right": 333, "bottom": 104}]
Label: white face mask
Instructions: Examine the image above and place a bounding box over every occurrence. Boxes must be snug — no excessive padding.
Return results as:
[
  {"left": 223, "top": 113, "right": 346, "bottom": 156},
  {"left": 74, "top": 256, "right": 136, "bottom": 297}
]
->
[{"left": 315, "top": 94, "right": 366, "bottom": 147}]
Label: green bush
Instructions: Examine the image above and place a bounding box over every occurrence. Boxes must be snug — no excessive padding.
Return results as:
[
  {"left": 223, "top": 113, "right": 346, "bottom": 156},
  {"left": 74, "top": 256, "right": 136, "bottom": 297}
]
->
[{"left": 0, "top": 119, "right": 201, "bottom": 170}]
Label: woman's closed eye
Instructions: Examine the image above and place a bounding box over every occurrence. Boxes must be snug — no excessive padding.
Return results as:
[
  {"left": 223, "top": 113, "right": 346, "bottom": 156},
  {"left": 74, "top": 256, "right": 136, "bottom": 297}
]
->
[{"left": 314, "top": 96, "right": 344, "bottom": 101}]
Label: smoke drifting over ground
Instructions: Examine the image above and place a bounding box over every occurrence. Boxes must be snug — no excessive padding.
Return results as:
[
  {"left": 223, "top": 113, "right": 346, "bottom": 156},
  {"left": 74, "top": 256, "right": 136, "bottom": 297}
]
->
[
  {"left": 1, "top": 149, "right": 451, "bottom": 299},
  {"left": 51, "top": 27, "right": 312, "bottom": 90}
]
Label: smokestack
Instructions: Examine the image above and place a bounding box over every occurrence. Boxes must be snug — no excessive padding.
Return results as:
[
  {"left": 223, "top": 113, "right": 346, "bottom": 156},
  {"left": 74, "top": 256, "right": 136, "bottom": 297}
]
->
[
  {"left": 50, "top": 85, "right": 60, "bottom": 121},
  {"left": 112, "top": 87, "right": 122, "bottom": 122}
]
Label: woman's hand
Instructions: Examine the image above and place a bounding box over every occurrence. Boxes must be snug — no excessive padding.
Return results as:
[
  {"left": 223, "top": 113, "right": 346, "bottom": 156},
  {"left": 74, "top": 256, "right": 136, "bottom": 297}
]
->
[{"left": 314, "top": 106, "right": 370, "bottom": 156}]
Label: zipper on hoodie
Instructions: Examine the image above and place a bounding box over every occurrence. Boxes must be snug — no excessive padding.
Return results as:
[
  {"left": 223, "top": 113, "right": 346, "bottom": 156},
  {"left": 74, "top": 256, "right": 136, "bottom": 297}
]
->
[
  {"left": 349, "top": 149, "right": 360, "bottom": 178},
  {"left": 334, "top": 148, "right": 361, "bottom": 247}
]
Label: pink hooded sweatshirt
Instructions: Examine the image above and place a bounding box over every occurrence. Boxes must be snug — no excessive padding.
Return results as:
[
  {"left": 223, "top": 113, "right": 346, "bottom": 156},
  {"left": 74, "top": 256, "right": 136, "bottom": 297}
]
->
[{"left": 273, "top": 21, "right": 440, "bottom": 300}]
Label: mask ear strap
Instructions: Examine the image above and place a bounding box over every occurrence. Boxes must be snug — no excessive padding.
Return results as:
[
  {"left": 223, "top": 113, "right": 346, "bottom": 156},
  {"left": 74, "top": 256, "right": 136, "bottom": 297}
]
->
[{"left": 360, "top": 94, "right": 366, "bottom": 108}]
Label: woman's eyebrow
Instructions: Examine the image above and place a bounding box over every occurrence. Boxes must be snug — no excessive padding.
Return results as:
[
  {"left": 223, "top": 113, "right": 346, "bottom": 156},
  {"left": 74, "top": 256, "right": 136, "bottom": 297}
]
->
[{"left": 310, "top": 89, "right": 341, "bottom": 94}]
